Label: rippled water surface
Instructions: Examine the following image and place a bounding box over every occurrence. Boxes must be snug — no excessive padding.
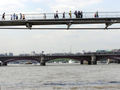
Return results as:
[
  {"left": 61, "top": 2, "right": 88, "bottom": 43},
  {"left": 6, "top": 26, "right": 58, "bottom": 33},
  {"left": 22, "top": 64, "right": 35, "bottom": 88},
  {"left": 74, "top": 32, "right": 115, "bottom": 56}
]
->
[{"left": 0, "top": 64, "right": 120, "bottom": 90}]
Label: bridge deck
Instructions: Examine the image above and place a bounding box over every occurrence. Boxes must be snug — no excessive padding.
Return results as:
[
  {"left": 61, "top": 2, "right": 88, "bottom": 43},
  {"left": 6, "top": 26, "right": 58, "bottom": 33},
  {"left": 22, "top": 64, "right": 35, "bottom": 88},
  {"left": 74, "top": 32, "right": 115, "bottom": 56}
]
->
[
  {"left": 0, "top": 18, "right": 120, "bottom": 26},
  {"left": 0, "top": 12, "right": 120, "bottom": 29}
]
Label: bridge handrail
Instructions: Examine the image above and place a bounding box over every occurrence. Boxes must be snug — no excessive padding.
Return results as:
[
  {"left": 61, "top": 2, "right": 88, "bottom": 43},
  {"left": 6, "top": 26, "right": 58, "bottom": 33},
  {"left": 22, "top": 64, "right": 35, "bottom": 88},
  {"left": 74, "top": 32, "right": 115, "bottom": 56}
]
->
[{"left": 1, "top": 12, "right": 120, "bottom": 21}]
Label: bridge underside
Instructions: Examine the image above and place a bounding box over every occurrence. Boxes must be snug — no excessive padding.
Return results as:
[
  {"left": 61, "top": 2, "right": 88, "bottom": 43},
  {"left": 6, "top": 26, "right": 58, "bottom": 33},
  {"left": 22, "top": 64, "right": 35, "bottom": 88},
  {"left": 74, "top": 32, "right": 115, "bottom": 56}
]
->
[
  {"left": 0, "top": 54, "right": 120, "bottom": 66},
  {"left": 0, "top": 18, "right": 120, "bottom": 29}
]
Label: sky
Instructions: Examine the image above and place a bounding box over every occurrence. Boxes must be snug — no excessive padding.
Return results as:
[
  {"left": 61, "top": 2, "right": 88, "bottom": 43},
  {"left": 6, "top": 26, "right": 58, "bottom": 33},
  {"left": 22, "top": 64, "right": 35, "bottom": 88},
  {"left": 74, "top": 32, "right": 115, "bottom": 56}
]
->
[{"left": 0, "top": 0, "right": 120, "bottom": 55}]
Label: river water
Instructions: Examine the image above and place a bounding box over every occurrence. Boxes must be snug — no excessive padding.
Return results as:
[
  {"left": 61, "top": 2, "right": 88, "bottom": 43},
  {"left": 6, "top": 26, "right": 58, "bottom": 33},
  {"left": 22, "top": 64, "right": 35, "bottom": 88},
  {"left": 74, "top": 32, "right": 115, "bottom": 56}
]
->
[{"left": 0, "top": 63, "right": 120, "bottom": 90}]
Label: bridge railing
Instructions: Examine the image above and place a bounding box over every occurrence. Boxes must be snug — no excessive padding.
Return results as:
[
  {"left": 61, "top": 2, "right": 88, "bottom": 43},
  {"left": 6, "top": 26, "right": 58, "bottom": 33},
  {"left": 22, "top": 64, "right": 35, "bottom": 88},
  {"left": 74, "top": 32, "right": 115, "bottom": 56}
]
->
[{"left": 1, "top": 12, "right": 120, "bottom": 21}]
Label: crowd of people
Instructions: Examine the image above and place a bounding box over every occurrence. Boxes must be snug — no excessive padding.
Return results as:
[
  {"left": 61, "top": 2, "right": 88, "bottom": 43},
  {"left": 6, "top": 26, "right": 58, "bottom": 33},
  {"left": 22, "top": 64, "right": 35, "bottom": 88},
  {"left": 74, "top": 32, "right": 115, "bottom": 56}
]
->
[
  {"left": 1, "top": 11, "right": 99, "bottom": 20},
  {"left": 54, "top": 11, "right": 99, "bottom": 19},
  {"left": 2, "top": 13, "right": 25, "bottom": 20}
]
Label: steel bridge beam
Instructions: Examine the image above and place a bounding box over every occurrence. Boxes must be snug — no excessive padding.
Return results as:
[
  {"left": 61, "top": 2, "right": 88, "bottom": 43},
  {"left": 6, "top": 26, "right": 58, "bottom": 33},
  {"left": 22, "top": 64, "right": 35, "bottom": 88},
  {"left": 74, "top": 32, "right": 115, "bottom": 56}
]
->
[{"left": 0, "top": 18, "right": 120, "bottom": 29}]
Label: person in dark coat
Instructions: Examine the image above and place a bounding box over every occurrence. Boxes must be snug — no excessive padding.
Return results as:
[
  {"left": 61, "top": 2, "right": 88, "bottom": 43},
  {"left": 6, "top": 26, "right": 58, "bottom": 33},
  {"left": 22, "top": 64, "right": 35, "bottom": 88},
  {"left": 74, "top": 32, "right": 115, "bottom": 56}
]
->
[
  {"left": 78, "top": 11, "right": 81, "bottom": 18},
  {"left": 56, "top": 11, "right": 59, "bottom": 19},
  {"left": 2, "top": 12, "right": 5, "bottom": 20},
  {"left": 81, "top": 11, "right": 83, "bottom": 18},
  {"left": 63, "top": 12, "right": 65, "bottom": 18},
  {"left": 74, "top": 11, "right": 77, "bottom": 18}
]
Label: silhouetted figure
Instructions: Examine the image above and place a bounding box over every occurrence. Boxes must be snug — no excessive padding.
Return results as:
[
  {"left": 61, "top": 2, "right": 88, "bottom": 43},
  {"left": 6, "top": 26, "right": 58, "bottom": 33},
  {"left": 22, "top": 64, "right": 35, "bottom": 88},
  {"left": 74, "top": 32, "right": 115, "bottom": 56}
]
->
[
  {"left": 56, "top": 11, "right": 59, "bottom": 19},
  {"left": 78, "top": 11, "right": 81, "bottom": 18},
  {"left": 23, "top": 14, "right": 25, "bottom": 20},
  {"left": 69, "top": 11, "right": 72, "bottom": 18},
  {"left": 74, "top": 11, "right": 77, "bottom": 18},
  {"left": 81, "top": 11, "right": 83, "bottom": 18},
  {"left": 11, "top": 14, "right": 13, "bottom": 20},
  {"left": 63, "top": 12, "right": 65, "bottom": 18},
  {"left": 54, "top": 13, "right": 56, "bottom": 19},
  {"left": 43, "top": 13, "right": 46, "bottom": 19},
  {"left": 20, "top": 13, "right": 22, "bottom": 20},
  {"left": 2, "top": 12, "right": 5, "bottom": 20},
  {"left": 16, "top": 14, "right": 18, "bottom": 20},
  {"left": 13, "top": 13, "right": 16, "bottom": 20},
  {"left": 94, "top": 11, "right": 99, "bottom": 18}
]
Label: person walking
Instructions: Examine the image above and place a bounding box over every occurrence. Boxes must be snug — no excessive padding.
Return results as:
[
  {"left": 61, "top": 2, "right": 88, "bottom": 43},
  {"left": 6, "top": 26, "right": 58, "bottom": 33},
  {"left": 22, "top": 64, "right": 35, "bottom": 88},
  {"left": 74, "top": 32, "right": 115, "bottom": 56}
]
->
[
  {"left": 11, "top": 14, "right": 13, "bottom": 20},
  {"left": 63, "top": 12, "right": 65, "bottom": 18},
  {"left": 78, "top": 11, "right": 81, "bottom": 18},
  {"left": 13, "top": 13, "right": 16, "bottom": 20},
  {"left": 56, "top": 11, "right": 59, "bottom": 19},
  {"left": 16, "top": 14, "right": 18, "bottom": 20},
  {"left": 81, "top": 11, "right": 83, "bottom": 18},
  {"left": 69, "top": 11, "right": 72, "bottom": 18},
  {"left": 94, "top": 11, "right": 99, "bottom": 18},
  {"left": 22, "top": 14, "right": 25, "bottom": 20},
  {"left": 54, "top": 13, "right": 56, "bottom": 19},
  {"left": 2, "top": 12, "right": 5, "bottom": 20},
  {"left": 43, "top": 13, "right": 46, "bottom": 19},
  {"left": 96, "top": 11, "right": 99, "bottom": 18},
  {"left": 20, "top": 13, "right": 22, "bottom": 20},
  {"left": 74, "top": 11, "right": 77, "bottom": 18}
]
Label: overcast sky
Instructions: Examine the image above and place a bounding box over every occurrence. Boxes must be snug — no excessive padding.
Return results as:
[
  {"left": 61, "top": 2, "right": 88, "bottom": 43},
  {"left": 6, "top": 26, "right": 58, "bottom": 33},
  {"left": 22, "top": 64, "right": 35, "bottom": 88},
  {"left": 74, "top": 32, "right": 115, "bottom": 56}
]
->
[{"left": 0, "top": 0, "right": 120, "bottom": 55}]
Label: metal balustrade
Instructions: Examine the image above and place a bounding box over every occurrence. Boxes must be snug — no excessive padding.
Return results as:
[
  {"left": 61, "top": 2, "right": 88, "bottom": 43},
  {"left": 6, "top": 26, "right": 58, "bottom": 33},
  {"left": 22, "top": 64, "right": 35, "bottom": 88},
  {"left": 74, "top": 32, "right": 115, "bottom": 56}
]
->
[{"left": 1, "top": 12, "right": 120, "bottom": 21}]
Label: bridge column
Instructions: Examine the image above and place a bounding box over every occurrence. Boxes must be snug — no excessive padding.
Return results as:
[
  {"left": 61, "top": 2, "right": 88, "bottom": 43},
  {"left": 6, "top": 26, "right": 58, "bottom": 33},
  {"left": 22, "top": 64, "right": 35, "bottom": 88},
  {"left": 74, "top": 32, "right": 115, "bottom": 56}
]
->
[
  {"left": 3, "top": 62, "right": 7, "bottom": 66},
  {"left": 118, "top": 60, "right": 120, "bottom": 64},
  {"left": 80, "top": 60, "right": 84, "bottom": 65},
  {"left": 88, "top": 60, "right": 92, "bottom": 65},
  {"left": 91, "top": 55, "right": 97, "bottom": 65},
  {"left": 40, "top": 55, "right": 46, "bottom": 66}
]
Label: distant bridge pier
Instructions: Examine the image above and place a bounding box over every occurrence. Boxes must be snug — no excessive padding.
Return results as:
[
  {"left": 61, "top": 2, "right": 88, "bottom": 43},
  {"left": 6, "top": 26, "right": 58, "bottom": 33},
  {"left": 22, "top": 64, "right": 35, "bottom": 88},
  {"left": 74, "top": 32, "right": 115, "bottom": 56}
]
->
[
  {"left": 88, "top": 55, "right": 97, "bottom": 65},
  {"left": 118, "top": 60, "right": 120, "bottom": 64},
  {"left": 3, "top": 62, "right": 7, "bottom": 66},
  {"left": 0, "top": 63, "right": 2, "bottom": 66},
  {"left": 88, "top": 60, "right": 92, "bottom": 65},
  {"left": 40, "top": 55, "right": 46, "bottom": 66},
  {"left": 80, "top": 60, "right": 84, "bottom": 65},
  {"left": 91, "top": 55, "right": 97, "bottom": 65}
]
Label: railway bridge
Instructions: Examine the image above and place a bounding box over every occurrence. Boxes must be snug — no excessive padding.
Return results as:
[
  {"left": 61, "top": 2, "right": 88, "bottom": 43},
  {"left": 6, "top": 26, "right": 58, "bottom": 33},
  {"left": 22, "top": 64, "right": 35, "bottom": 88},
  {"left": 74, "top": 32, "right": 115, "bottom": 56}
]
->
[{"left": 0, "top": 53, "right": 120, "bottom": 66}]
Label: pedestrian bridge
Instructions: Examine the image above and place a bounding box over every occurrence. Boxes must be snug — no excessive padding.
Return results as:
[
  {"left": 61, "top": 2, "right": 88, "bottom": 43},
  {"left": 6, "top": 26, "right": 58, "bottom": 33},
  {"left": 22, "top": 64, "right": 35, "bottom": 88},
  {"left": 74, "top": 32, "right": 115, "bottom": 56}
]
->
[{"left": 1, "top": 12, "right": 120, "bottom": 29}]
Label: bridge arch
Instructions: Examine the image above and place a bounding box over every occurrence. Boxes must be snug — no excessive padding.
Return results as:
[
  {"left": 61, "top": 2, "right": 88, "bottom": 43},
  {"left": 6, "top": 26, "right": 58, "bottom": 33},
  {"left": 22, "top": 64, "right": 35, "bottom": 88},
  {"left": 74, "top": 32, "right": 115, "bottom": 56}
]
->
[
  {"left": 2, "top": 58, "right": 40, "bottom": 64},
  {"left": 45, "top": 56, "right": 91, "bottom": 64}
]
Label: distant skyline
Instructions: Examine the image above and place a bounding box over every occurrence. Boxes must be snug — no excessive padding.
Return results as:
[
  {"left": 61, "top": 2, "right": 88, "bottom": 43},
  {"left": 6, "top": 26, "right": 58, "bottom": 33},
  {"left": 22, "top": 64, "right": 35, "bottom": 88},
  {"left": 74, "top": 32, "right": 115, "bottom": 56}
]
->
[{"left": 0, "top": 0, "right": 120, "bottom": 55}]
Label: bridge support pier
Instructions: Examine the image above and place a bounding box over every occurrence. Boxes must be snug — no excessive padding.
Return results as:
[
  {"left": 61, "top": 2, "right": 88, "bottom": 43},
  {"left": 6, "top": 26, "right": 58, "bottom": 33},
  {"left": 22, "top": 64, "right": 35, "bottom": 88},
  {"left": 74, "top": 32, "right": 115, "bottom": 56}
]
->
[
  {"left": 118, "top": 60, "right": 120, "bottom": 64},
  {"left": 3, "top": 62, "right": 7, "bottom": 66},
  {"left": 88, "top": 55, "right": 97, "bottom": 65},
  {"left": 91, "top": 55, "right": 97, "bottom": 65},
  {"left": 88, "top": 60, "right": 92, "bottom": 65},
  {"left": 40, "top": 61, "right": 46, "bottom": 66},
  {"left": 40, "top": 55, "right": 46, "bottom": 66},
  {"left": 80, "top": 60, "right": 84, "bottom": 65}
]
